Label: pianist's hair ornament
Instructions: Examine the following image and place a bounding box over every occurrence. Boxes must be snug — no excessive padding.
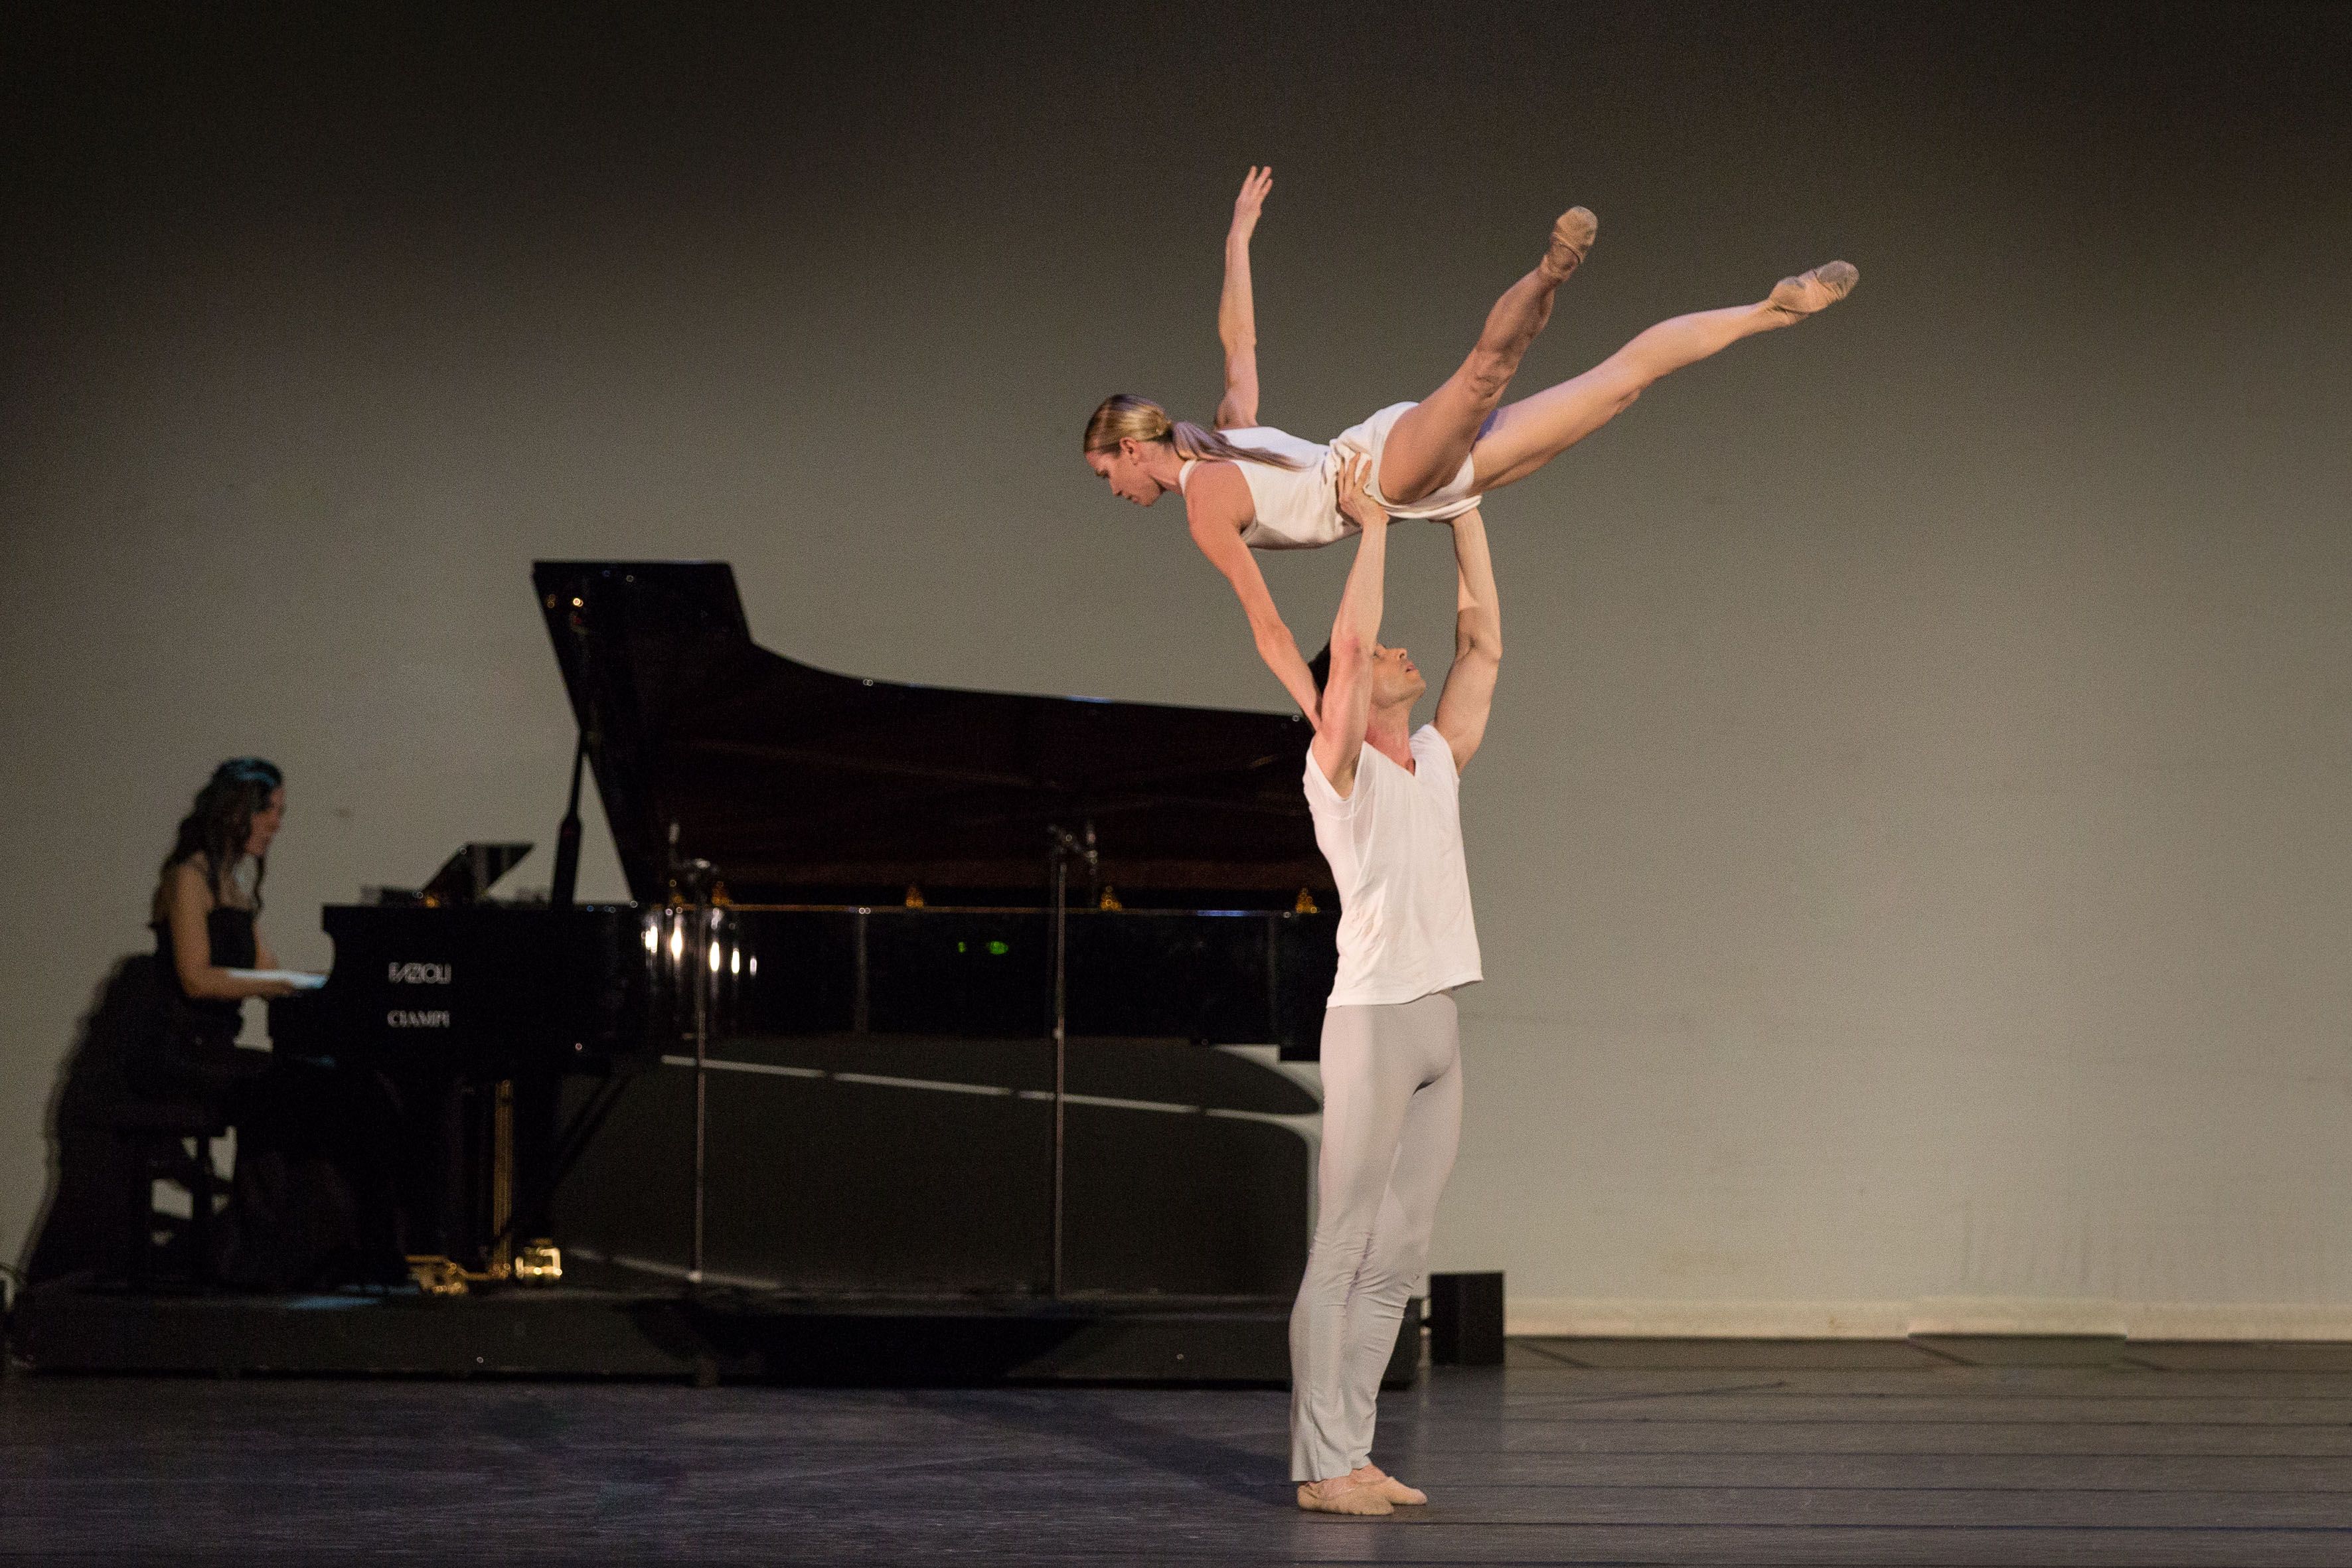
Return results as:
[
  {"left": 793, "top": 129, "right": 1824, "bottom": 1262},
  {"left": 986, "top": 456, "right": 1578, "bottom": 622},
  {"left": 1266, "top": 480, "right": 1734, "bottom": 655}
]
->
[{"left": 160, "top": 757, "right": 284, "bottom": 911}]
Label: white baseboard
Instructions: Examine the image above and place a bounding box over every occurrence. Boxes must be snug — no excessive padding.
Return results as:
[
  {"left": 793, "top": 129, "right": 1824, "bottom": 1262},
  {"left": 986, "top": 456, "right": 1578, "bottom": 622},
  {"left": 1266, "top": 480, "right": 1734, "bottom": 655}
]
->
[
  {"left": 1508, "top": 1299, "right": 1911, "bottom": 1338},
  {"left": 1506, "top": 1296, "right": 2352, "bottom": 1341}
]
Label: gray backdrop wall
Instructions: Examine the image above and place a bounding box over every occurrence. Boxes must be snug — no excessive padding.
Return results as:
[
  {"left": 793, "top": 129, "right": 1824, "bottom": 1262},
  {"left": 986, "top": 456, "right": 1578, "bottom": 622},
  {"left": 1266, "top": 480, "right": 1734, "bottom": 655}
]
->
[{"left": 5, "top": 4, "right": 2348, "bottom": 1332}]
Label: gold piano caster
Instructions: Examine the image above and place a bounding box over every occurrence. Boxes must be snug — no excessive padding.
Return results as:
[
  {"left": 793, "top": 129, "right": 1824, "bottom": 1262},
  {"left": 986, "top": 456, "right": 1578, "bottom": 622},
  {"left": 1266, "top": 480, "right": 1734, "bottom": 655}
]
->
[
  {"left": 408, "top": 1256, "right": 471, "bottom": 1297},
  {"left": 514, "top": 1240, "right": 564, "bottom": 1285}
]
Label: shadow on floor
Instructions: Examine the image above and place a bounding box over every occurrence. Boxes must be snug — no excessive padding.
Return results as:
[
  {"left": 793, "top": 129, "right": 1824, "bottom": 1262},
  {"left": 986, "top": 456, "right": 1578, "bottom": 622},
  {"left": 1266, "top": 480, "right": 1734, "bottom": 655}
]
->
[{"left": 910, "top": 1386, "right": 1287, "bottom": 1506}]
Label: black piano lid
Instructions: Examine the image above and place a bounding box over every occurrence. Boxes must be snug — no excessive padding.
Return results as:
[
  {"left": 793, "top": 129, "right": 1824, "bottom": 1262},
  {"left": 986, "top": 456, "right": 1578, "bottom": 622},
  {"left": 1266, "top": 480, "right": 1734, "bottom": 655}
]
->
[{"left": 534, "top": 562, "right": 1330, "bottom": 907}]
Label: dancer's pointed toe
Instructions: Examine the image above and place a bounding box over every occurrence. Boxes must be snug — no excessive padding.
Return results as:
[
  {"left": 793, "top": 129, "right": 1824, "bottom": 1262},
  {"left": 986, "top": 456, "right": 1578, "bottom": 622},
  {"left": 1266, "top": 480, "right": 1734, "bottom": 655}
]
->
[
  {"left": 1768, "top": 260, "right": 1859, "bottom": 317},
  {"left": 1541, "top": 206, "right": 1599, "bottom": 281}
]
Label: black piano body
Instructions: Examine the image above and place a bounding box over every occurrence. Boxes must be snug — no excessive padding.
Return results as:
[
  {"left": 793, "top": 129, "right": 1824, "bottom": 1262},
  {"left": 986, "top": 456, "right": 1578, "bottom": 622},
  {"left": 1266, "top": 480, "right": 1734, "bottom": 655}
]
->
[
  {"left": 275, "top": 560, "right": 1339, "bottom": 1293},
  {"left": 678, "top": 904, "right": 1334, "bottom": 1045},
  {"left": 268, "top": 903, "right": 652, "bottom": 1272},
  {"left": 271, "top": 904, "right": 653, "bottom": 1075}
]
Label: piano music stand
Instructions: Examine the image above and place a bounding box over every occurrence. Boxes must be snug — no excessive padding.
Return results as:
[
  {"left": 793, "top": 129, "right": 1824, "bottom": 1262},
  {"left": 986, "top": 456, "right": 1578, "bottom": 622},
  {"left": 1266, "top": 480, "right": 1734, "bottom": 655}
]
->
[{"left": 419, "top": 842, "right": 534, "bottom": 905}]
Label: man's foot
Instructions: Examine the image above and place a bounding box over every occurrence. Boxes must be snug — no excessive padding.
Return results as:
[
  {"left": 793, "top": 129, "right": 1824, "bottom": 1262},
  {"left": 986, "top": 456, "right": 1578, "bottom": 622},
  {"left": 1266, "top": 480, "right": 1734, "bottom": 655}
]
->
[
  {"left": 1767, "top": 260, "right": 1859, "bottom": 317},
  {"left": 1349, "top": 1463, "right": 1428, "bottom": 1505},
  {"left": 1296, "top": 1478, "right": 1393, "bottom": 1516},
  {"left": 1539, "top": 206, "right": 1599, "bottom": 283}
]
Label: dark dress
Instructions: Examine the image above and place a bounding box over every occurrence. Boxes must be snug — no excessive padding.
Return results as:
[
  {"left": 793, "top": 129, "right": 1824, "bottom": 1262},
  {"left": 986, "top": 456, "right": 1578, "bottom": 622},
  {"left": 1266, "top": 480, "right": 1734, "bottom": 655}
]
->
[
  {"left": 148, "top": 902, "right": 407, "bottom": 1285},
  {"left": 141, "top": 907, "right": 263, "bottom": 1098}
]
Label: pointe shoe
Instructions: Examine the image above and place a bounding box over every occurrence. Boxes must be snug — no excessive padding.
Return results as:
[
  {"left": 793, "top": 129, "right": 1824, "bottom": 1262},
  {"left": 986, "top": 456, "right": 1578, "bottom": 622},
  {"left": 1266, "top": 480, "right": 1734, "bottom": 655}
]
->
[
  {"left": 1296, "top": 1480, "right": 1393, "bottom": 1516},
  {"left": 1540, "top": 206, "right": 1599, "bottom": 281},
  {"left": 1768, "top": 260, "right": 1859, "bottom": 317}
]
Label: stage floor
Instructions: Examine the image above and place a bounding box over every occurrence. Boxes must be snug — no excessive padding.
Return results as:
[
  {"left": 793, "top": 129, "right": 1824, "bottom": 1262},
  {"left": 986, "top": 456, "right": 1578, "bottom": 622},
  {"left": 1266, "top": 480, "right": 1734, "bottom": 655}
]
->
[{"left": 7, "top": 1336, "right": 2352, "bottom": 1565}]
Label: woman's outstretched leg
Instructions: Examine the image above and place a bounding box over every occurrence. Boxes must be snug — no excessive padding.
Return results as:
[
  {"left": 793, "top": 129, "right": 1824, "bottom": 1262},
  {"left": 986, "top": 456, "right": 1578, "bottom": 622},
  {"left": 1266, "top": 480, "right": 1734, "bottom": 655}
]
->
[
  {"left": 1375, "top": 207, "right": 1597, "bottom": 507},
  {"left": 1469, "top": 262, "right": 1858, "bottom": 493}
]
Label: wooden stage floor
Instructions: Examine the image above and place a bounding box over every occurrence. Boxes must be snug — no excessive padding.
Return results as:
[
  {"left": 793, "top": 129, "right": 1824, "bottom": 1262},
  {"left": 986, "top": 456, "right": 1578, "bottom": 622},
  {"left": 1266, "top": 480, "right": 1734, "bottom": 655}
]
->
[{"left": 7, "top": 1335, "right": 2352, "bottom": 1565}]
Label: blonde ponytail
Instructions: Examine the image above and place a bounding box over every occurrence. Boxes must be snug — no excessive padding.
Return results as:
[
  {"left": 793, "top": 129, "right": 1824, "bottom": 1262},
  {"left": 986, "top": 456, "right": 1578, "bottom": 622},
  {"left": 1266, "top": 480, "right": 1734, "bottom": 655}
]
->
[{"left": 1083, "top": 394, "right": 1309, "bottom": 471}]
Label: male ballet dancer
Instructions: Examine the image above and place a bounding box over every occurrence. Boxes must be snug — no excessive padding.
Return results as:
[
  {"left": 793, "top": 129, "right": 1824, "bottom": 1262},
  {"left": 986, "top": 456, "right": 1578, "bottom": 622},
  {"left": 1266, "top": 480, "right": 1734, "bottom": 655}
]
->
[{"left": 1291, "top": 458, "right": 1500, "bottom": 1516}]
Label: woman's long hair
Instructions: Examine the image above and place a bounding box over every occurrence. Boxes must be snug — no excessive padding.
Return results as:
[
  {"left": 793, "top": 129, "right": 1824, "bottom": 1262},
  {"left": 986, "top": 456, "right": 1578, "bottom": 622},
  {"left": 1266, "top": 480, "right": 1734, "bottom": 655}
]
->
[
  {"left": 159, "top": 758, "right": 283, "bottom": 913},
  {"left": 1083, "top": 394, "right": 1310, "bottom": 471}
]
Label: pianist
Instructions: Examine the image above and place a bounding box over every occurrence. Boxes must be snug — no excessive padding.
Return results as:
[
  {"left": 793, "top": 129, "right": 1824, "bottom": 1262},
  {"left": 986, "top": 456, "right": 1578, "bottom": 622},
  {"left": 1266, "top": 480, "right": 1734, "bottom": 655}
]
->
[{"left": 145, "top": 758, "right": 404, "bottom": 1286}]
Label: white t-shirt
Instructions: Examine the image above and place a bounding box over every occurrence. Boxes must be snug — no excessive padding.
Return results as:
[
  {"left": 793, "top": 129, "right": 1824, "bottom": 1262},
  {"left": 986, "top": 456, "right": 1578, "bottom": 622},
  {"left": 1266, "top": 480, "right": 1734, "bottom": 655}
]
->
[{"left": 1302, "top": 724, "right": 1483, "bottom": 1008}]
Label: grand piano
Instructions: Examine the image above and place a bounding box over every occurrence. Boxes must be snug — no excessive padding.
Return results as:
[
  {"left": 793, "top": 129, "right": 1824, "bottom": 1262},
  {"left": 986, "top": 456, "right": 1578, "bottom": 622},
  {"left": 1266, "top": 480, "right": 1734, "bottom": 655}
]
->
[{"left": 273, "top": 561, "right": 1338, "bottom": 1296}]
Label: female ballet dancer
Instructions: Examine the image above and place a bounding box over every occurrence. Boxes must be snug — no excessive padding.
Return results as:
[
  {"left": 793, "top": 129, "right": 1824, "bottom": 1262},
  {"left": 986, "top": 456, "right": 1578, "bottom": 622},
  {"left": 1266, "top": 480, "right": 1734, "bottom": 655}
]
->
[{"left": 1082, "top": 166, "right": 1857, "bottom": 723}]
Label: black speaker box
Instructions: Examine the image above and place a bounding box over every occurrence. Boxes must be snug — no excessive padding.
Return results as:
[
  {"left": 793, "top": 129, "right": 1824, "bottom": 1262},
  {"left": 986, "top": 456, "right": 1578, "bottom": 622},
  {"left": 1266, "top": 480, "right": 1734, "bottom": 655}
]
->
[{"left": 1427, "top": 1271, "right": 1505, "bottom": 1366}]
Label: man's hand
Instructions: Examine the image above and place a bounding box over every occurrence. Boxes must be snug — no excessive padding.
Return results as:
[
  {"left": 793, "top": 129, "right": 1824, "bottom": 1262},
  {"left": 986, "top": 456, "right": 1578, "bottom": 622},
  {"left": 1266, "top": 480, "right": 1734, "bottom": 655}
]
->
[
  {"left": 1231, "top": 165, "right": 1273, "bottom": 233},
  {"left": 1334, "top": 455, "right": 1389, "bottom": 533}
]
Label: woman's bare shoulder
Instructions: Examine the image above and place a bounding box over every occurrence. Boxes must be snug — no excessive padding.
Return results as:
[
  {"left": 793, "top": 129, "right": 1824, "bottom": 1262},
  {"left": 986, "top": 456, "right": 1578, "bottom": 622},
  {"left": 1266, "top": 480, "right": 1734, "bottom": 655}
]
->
[
  {"left": 153, "top": 858, "right": 207, "bottom": 924},
  {"left": 161, "top": 857, "right": 216, "bottom": 903},
  {"left": 1182, "top": 461, "right": 1253, "bottom": 528}
]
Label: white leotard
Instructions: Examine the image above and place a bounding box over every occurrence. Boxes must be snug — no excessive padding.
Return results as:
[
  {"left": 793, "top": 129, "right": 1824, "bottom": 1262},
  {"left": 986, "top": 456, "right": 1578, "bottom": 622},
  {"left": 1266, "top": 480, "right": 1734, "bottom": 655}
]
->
[{"left": 1176, "top": 402, "right": 1484, "bottom": 550}]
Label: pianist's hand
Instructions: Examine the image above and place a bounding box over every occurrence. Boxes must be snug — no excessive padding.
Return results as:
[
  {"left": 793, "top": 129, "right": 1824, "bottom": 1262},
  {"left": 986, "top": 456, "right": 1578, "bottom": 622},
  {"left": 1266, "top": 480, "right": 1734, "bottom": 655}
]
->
[
  {"left": 256, "top": 979, "right": 299, "bottom": 998},
  {"left": 1334, "top": 455, "right": 1389, "bottom": 532}
]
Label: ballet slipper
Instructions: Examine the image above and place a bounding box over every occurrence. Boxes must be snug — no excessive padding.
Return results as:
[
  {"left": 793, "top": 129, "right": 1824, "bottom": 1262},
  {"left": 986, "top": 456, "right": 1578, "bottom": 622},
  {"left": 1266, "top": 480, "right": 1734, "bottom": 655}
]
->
[
  {"left": 1296, "top": 1479, "right": 1393, "bottom": 1516},
  {"left": 1540, "top": 206, "right": 1599, "bottom": 282},
  {"left": 1767, "top": 260, "right": 1859, "bottom": 317},
  {"left": 1351, "top": 1464, "right": 1428, "bottom": 1506}
]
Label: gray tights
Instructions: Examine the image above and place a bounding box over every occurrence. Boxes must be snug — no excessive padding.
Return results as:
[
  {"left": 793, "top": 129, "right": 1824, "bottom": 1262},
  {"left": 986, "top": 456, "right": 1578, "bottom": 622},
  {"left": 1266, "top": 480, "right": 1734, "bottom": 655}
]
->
[{"left": 1289, "top": 991, "right": 1463, "bottom": 1482}]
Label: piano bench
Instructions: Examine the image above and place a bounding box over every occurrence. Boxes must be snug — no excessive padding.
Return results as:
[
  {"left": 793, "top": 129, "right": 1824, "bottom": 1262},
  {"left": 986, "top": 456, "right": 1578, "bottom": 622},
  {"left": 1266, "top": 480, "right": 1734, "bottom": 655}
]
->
[{"left": 103, "top": 1102, "right": 228, "bottom": 1291}]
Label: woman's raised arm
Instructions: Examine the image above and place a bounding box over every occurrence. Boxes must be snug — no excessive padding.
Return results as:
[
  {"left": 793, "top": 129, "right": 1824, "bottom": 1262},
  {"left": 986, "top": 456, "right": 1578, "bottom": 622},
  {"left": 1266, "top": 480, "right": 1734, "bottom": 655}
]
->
[{"left": 1214, "top": 166, "right": 1272, "bottom": 431}]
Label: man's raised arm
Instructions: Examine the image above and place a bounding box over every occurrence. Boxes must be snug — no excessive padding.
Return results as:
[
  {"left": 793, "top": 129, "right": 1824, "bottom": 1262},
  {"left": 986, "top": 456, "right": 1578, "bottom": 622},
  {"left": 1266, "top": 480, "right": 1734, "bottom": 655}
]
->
[
  {"left": 1308, "top": 459, "right": 1391, "bottom": 797},
  {"left": 1433, "top": 507, "right": 1502, "bottom": 773}
]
